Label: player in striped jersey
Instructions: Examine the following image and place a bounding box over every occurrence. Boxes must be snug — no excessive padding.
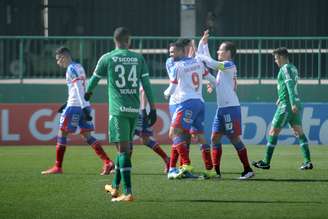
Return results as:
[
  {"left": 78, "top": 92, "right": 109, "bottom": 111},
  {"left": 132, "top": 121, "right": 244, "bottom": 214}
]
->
[
  {"left": 164, "top": 40, "right": 216, "bottom": 179},
  {"left": 197, "top": 30, "right": 254, "bottom": 180},
  {"left": 42, "top": 47, "right": 114, "bottom": 176}
]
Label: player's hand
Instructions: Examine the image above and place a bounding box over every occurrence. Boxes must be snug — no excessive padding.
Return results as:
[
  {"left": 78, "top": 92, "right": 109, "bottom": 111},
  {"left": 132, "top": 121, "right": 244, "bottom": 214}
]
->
[
  {"left": 207, "top": 83, "right": 213, "bottom": 93},
  {"left": 84, "top": 92, "right": 93, "bottom": 101},
  {"left": 188, "top": 39, "right": 196, "bottom": 57},
  {"left": 164, "top": 94, "right": 170, "bottom": 100},
  {"left": 200, "top": 29, "right": 210, "bottom": 44},
  {"left": 82, "top": 107, "right": 93, "bottom": 121},
  {"left": 291, "top": 105, "right": 298, "bottom": 114},
  {"left": 57, "top": 103, "right": 67, "bottom": 113},
  {"left": 147, "top": 109, "right": 157, "bottom": 127},
  {"left": 163, "top": 87, "right": 171, "bottom": 100}
]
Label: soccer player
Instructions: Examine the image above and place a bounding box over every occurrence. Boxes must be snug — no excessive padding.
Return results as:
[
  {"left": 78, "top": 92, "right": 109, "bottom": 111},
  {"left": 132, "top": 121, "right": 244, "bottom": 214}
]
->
[
  {"left": 164, "top": 39, "right": 216, "bottom": 179},
  {"left": 252, "top": 47, "right": 313, "bottom": 170},
  {"left": 133, "top": 86, "right": 170, "bottom": 173},
  {"left": 41, "top": 47, "right": 114, "bottom": 176},
  {"left": 85, "top": 27, "right": 157, "bottom": 202},
  {"left": 197, "top": 30, "right": 254, "bottom": 180}
]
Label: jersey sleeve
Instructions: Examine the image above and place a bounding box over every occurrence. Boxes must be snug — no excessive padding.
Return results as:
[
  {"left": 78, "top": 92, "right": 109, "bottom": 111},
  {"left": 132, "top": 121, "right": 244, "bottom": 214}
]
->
[
  {"left": 93, "top": 54, "right": 108, "bottom": 78},
  {"left": 165, "top": 57, "right": 178, "bottom": 84},
  {"left": 86, "top": 55, "right": 107, "bottom": 93},
  {"left": 196, "top": 55, "right": 236, "bottom": 73},
  {"left": 197, "top": 40, "right": 211, "bottom": 57},
  {"left": 282, "top": 66, "right": 297, "bottom": 106},
  {"left": 140, "top": 56, "right": 155, "bottom": 105},
  {"left": 67, "top": 66, "right": 80, "bottom": 82}
]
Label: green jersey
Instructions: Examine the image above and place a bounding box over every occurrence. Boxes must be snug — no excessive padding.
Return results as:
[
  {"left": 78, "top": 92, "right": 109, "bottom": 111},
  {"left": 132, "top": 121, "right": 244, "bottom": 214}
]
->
[
  {"left": 87, "top": 48, "right": 155, "bottom": 117},
  {"left": 277, "top": 63, "right": 301, "bottom": 107}
]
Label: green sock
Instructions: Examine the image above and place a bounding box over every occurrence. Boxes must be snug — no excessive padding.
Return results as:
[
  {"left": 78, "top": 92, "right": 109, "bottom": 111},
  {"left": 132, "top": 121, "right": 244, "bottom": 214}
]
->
[
  {"left": 299, "top": 134, "right": 311, "bottom": 163},
  {"left": 264, "top": 135, "right": 278, "bottom": 164},
  {"left": 112, "top": 156, "right": 121, "bottom": 189},
  {"left": 119, "top": 152, "right": 132, "bottom": 195}
]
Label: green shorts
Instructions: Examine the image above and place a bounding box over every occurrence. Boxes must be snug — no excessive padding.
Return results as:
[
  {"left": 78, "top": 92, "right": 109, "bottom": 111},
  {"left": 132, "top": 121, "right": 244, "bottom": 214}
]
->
[
  {"left": 271, "top": 103, "right": 302, "bottom": 129},
  {"left": 109, "top": 115, "right": 138, "bottom": 143}
]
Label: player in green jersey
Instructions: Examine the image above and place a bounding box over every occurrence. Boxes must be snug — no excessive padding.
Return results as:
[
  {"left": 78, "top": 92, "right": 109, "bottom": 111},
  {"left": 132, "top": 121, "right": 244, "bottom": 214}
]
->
[
  {"left": 252, "top": 47, "right": 313, "bottom": 170},
  {"left": 85, "top": 27, "right": 157, "bottom": 202}
]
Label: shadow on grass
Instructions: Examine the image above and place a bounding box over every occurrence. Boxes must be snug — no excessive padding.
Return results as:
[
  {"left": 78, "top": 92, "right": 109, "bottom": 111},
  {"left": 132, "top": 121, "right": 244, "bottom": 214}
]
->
[
  {"left": 250, "top": 178, "right": 328, "bottom": 183},
  {"left": 133, "top": 172, "right": 166, "bottom": 176},
  {"left": 141, "top": 199, "right": 323, "bottom": 204}
]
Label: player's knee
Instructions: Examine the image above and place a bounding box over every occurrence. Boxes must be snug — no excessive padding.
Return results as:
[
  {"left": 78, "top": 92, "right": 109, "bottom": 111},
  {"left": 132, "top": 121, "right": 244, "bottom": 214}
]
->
[
  {"left": 168, "top": 127, "right": 175, "bottom": 140},
  {"left": 85, "top": 135, "right": 97, "bottom": 145},
  {"left": 269, "top": 128, "right": 280, "bottom": 136},
  {"left": 172, "top": 127, "right": 183, "bottom": 138},
  {"left": 197, "top": 134, "right": 206, "bottom": 144},
  {"left": 141, "top": 136, "right": 149, "bottom": 145},
  {"left": 292, "top": 126, "right": 303, "bottom": 137},
  {"left": 231, "top": 140, "right": 245, "bottom": 151},
  {"left": 172, "top": 135, "right": 186, "bottom": 145},
  {"left": 211, "top": 133, "right": 222, "bottom": 144},
  {"left": 57, "top": 136, "right": 67, "bottom": 145},
  {"left": 58, "top": 130, "right": 68, "bottom": 137},
  {"left": 80, "top": 131, "right": 91, "bottom": 140}
]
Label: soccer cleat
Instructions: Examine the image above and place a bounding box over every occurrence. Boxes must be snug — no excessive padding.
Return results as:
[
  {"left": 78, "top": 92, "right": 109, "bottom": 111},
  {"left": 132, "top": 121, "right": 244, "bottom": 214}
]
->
[
  {"left": 180, "top": 164, "right": 193, "bottom": 173},
  {"left": 167, "top": 168, "right": 181, "bottom": 179},
  {"left": 252, "top": 160, "right": 270, "bottom": 169},
  {"left": 174, "top": 165, "right": 194, "bottom": 179},
  {"left": 41, "top": 166, "right": 63, "bottom": 175},
  {"left": 111, "top": 194, "right": 134, "bottom": 202},
  {"left": 239, "top": 168, "right": 255, "bottom": 180},
  {"left": 203, "top": 169, "right": 221, "bottom": 179},
  {"left": 100, "top": 161, "right": 114, "bottom": 175},
  {"left": 300, "top": 162, "right": 313, "bottom": 170},
  {"left": 104, "top": 184, "right": 119, "bottom": 198},
  {"left": 181, "top": 171, "right": 200, "bottom": 179}
]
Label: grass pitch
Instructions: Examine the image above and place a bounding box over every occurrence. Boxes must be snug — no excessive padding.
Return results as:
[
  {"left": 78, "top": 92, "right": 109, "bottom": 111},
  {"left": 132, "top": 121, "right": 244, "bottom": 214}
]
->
[{"left": 0, "top": 145, "right": 328, "bottom": 219}]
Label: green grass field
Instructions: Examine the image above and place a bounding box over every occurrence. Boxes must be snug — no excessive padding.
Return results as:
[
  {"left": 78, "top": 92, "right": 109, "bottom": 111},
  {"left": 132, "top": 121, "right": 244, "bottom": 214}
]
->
[{"left": 1, "top": 145, "right": 328, "bottom": 219}]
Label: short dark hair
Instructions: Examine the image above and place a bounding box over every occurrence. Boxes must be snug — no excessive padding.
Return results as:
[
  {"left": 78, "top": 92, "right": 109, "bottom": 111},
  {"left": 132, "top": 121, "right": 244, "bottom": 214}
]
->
[
  {"left": 221, "top": 41, "right": 236, "bottom": 59},
  {"left": 175, "top": 38, "right": 191, "bottom": 47},
  {"left": 113, "top": 27, "right": 130, "bottom": 44},
  {"left": 174, "top": 41, "right": 185, "bottom": 52},
  {"left": 55, "top": 47, "right": 71, "bottom": 57},
  {"left": 273, "top": 47, "right": 289, "bottom": 58}
]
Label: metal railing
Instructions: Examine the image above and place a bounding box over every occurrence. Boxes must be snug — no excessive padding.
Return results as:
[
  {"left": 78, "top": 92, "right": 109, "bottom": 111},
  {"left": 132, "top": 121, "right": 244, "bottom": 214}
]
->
[{"left": 0, "top": 36, "right": 327, "bottom": 83}]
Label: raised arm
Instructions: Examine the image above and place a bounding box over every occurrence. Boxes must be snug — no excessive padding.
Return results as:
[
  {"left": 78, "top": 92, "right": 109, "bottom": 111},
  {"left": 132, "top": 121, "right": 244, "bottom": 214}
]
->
[{"left": 197, "top": 30, "right": 211, "bottom": 57}]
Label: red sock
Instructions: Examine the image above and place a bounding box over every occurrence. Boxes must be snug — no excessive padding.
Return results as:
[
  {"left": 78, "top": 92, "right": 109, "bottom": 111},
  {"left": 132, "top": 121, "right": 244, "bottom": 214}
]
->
[
  {"left": 92, "top": 142, "right": 111, "bottom": 164},
  {"left": 169, "top": 147, "right": 179, "bottom": 168},
  {"left": 175, "top": 142, "right": 190, "bottom": 165},
  {"left": 153, "top": 144, "right": 169, "bottom": 163},
  {"left": 179, "top": 146, "right": 189, "bottom": 166},
  {"left": 237, "top": 147, "right": 250, "bottom": 169},
  {"left": 202, "top": 149, "right": 213, "bottom": 170},
  {"left": 55, "top": 144, "right": 66, "bottom": 168},
  {"left": 212, "top": 146, "right": 222, "bottom": 170}
]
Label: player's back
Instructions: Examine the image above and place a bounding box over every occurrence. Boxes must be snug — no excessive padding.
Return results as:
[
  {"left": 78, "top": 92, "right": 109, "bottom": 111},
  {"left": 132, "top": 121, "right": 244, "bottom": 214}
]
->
[
  {"left": 171, "top": 57, "right": 205, "bottom": 104},
  {"left": 104, "top": 48, "right": 146, "bottom": 117},
  {"left": 66, "top": 62, "right": 88, "bottom": 107}
]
